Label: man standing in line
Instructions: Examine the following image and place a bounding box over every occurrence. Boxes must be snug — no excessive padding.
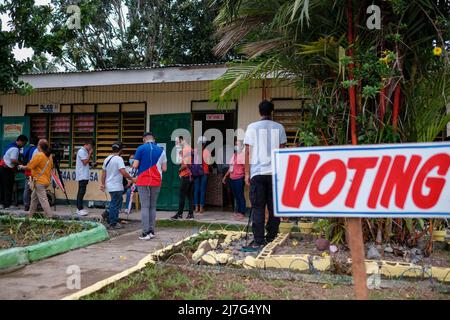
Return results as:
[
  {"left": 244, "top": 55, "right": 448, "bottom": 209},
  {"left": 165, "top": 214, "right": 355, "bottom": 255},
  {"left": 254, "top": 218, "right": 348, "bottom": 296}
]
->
[
  {"left": 244, "top": 100, "right": 287, "bottom": 249},
  {"left": 0, "top": 135, "right": 29, "bottom": 210},
  {"left": 75, "top": 140, "right": 94, "bottom": 216},
  {"left": 100, "top": 142, "right": 135, "bottom": 229},
  {"left": 171, "top": 136, "right": 194, "bottom": 220},
  {"left": 133, "top": 132, "right": 167, "bottom": 240},
  {"left": 22, "top": 135, "right": 39, "bottom": 211}
]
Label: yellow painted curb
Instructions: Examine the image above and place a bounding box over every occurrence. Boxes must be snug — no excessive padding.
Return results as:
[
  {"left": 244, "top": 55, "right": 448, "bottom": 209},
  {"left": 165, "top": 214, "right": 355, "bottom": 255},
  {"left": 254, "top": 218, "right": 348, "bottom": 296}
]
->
[{"left": 259, "top": 232, "right": 450, "bottom": 283}]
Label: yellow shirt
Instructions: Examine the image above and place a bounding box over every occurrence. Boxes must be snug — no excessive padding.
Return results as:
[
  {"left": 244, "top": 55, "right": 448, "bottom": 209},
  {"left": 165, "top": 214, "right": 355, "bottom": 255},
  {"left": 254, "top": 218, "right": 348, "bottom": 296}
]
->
[{"left": 28, "top": 152, "right": 53, "bottom": 185}]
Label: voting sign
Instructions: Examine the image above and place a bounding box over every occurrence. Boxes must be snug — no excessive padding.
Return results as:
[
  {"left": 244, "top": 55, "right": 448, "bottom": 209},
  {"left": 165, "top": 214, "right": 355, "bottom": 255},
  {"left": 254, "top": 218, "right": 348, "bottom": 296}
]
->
[{"left": 272, "top": 143, "right": 450, "bottom": 218}]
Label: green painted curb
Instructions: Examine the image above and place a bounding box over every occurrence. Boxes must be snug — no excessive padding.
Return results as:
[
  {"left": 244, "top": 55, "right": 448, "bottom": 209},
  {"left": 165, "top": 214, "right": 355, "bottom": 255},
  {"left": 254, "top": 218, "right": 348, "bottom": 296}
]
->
[
  {"left": 0, "top": 247, "right": 29, "bottom": 269},
  {"left": 0, "top": 216, "right": 109, "bottom": 269}
]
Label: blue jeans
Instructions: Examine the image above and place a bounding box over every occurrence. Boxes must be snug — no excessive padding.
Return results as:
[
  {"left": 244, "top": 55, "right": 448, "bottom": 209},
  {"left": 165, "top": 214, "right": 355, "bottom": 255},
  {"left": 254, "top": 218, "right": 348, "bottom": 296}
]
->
[
  {"left": 108, "top": 191, "right": 123, "bottom": 225},
  {"left": 230, "top": 177, "right": 246, "bottom": 214},
  {"left": 193, "top": 175, "right": 208, "bottom": 207}
]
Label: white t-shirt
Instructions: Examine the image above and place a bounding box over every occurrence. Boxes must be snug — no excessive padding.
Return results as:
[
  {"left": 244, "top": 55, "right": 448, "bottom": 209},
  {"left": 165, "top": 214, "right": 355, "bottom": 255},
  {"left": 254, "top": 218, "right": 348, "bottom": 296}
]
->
[
  {"left": 244, "top": 120, "right": 287, "bottom": 178},
  {"left": 3, "top": 146, "right": 19, "bottom": 168},
  {"left": 76, "top": 147, "right": 90, "bottom": 181},
  {"left": 102, "top": 155, "right": 126, "bottom": 192}
]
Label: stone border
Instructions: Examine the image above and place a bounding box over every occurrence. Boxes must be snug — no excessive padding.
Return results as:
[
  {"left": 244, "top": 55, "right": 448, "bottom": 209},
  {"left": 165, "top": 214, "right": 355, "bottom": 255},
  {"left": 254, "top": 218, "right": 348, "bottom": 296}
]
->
[
  {"left": 257, "top": 232, "right": 450, "bottom": 283},
  {"left": 63, "top": 229, "right": 450, "bottom": 300},
  {"left": 0, "top": 215, "right": 109, "bottom": 270}
]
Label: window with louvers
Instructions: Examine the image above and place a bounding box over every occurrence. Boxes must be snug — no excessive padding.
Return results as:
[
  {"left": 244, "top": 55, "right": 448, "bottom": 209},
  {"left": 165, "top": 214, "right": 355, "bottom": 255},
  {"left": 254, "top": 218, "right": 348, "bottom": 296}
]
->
[{"left": 272, "top": 99, "right": 309, "bottom": 147}]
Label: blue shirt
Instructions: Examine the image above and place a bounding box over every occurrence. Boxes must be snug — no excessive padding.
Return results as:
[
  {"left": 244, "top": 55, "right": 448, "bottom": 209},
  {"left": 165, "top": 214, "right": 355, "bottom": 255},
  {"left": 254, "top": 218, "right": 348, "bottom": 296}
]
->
[{"left": 134, "top": 142, "right": 167, "bottom": 187}]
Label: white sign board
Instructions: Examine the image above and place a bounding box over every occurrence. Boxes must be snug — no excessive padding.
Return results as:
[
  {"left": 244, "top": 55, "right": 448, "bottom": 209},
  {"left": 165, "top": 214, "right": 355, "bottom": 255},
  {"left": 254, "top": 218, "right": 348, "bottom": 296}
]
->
[
  {"left": 272, "top": 142, "right": 450, "bottom": 218},
  {"left": 206, "top": 114, "right": 224, "bottom": 121},
  {"left": 39, "top": 104, "right": 60, "bottom": 113}
]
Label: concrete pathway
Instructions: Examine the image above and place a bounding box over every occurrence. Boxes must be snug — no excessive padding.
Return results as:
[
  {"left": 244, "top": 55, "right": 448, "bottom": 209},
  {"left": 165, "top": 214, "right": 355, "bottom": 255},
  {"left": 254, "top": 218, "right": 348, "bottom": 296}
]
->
[
  {"left": 2, "top": 206, "right": 248, "bottom": 226},
  {"left": 0, "top": 206, "right": 248, "bottom": 300},
  {"left": 0, "top": 227, "right": 196, "bottom": 300}
]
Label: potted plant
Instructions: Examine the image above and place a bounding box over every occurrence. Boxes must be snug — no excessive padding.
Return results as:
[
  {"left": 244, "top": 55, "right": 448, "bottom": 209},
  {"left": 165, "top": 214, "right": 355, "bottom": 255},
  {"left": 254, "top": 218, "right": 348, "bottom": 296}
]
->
[
  {"left": 432, "top": 219, "right": 447, "bottom": 242},
  {"left": 298, "top": 219, "right": 314, "bottom": 234},
  {"left": 279, "top": 219, "right": 294, "bottom": 234}
]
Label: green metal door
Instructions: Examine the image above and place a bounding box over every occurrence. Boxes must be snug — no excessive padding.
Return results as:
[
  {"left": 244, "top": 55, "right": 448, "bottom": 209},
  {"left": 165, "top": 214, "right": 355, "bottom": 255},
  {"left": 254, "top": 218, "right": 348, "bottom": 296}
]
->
[
  {"left": 150, "top": 113, "right": 191, "bottom": 210},
  {"left": 0, "top": 116, "right": 30, "bottom": 154},
  {"left": 0, "top": 116, "right": 30, "bottom": 204}
]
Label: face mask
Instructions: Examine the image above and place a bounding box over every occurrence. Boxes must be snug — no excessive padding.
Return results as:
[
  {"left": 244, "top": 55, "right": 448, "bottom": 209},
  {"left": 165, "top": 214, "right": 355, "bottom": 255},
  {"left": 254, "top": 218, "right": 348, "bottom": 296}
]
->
[
  {"left": 234, "top": 146, "right": 243, "bottom": 153},
  {"left": 129, "top": 159, "right": 134, "bottom": 165}
]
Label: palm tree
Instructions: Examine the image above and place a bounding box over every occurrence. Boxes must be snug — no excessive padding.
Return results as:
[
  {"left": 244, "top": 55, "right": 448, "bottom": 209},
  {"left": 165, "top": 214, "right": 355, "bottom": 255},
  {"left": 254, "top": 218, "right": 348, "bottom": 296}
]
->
[{"left": 211, "top": 0, "right": 449, "bottom": 143}]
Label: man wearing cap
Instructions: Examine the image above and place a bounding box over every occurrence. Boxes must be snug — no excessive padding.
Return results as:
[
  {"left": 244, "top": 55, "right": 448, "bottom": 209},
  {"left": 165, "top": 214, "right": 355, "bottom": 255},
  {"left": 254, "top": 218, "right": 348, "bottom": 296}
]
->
[
  {"left": 100, "top": 142, "right": 136, "bottom": 229},
  {"left": 132, "top": 132, "right": 167, "bottom": 240}
]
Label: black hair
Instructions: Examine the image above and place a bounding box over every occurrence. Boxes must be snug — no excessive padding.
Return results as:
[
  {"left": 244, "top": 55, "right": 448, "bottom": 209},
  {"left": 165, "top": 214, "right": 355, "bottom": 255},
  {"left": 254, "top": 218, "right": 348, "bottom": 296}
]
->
[
  {"left": 444, "top": 136, "right": 450, "bottom": 141},
  {"left": 84, "top": 140, "right": 95, "bottom": 147},
  {"left": 259, "top": 100, "right": 274, "bottom": 116},
  {"left": 29, "top": 135, "right": 39, "bottom": 146},
  {"left": 179, "top": 136, "right": 184, "bottom": 141},
  {"left": 17, "top": 135, "right": 29, "bottom": 143}
]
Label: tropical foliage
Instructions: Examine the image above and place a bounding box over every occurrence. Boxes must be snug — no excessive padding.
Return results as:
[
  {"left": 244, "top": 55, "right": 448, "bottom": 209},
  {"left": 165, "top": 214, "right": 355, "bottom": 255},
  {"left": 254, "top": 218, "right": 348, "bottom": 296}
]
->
[{"left": 211, "top": 0, "right": 450, "bottom": 249}]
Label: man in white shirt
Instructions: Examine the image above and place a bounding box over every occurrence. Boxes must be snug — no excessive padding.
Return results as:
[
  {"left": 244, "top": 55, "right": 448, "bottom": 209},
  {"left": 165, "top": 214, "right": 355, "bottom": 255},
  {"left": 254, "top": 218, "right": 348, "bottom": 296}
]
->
[
  {"left": 244, "top": 100, "right": 287, "bottom": 248},
  {"left": 0, "top": 135, "right": 29, "bottom": 210},
  {"left": 75, "top": 140, "right": 94, "bottom": 216},
  {"left": 100, "top": 142, "right": 135, "bottom": 229}
]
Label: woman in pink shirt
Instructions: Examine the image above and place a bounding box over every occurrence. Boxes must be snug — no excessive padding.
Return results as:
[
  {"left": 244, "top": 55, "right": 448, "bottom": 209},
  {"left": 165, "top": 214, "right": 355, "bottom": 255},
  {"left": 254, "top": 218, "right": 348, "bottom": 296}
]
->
[{"left": 222, "top": 140, "right": 246, "bottom": 220}]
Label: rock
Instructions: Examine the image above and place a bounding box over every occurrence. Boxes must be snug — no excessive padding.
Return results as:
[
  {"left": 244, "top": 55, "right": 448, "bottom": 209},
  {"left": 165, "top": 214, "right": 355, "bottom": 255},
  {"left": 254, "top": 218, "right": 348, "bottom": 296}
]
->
[
  {"left": 223, "top": 234, "right": 233, "bottom": 244},
  {"left": 234, "top": 259, "right": 244, "bottom": 266},
  {"left": 224, "top": 249, "right": 232, "bottom": 254},
  {"left": 192, "top": 248, "right": 205, "bottom": 263},
  {"left": 329, "top": 245, "right": 338, "bottom": 254},
  {"left": 315, "top": 238, "right": 330, "bottom": 251},
  {"left": 243, "top": 256, "right": 256, "bottom": 268},
  {"left": 201, "top": 250, "right": 218, "bottom": 265},
  {"left": 367, "top": 246, "right": 381, "bottom": 260},
  {"left": 198, "top": 240, "right": 212, "bottom": 252},
  {"left": 208, "top": 239, "right": 219, "bottom": 250},
  {"left": 217, "top": 253, "right": 231, "bottom": 264},
  {"left": 384, "top": 246, "right": 394, "bottom": 253}
]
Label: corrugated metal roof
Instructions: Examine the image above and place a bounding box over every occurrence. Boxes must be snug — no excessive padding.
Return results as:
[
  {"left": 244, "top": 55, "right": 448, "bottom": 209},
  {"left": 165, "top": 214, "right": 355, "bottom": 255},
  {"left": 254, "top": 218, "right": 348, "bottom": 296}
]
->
[
  {"left": 19, "top": 63, "right": 229, "bottom": 89},
  {"left": 24, "top": 63, "right": 227, "bottom": 76}
]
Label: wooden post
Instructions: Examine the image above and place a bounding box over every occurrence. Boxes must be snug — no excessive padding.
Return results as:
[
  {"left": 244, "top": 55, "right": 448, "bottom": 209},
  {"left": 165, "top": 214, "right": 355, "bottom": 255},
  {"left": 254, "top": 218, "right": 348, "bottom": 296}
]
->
[
  {"left": 346, "top": 218, "right": 369, "bottom": 299},
  {"left": 347, "top": 0, "right": 369, "bottom": 300}
]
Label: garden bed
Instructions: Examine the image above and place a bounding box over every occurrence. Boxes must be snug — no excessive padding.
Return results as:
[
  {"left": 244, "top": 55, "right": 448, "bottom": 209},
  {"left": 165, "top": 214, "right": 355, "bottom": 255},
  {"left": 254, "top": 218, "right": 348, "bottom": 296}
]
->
[
  {"left": 274, "top": 233, "right": 450, "bottom": 269},
  {"left": 0, "top": 215, "right": 109, "bottom": 270},
  {"left": 81, "top": 263, "right": 450, "bottom": 300}
]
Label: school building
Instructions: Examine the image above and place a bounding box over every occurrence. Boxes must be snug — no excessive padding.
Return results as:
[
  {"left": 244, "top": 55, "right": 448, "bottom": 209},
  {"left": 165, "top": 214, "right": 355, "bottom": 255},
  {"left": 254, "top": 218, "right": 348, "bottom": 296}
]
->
[{"left": 0, "top": 63, "right": 305, "bottom": 210}]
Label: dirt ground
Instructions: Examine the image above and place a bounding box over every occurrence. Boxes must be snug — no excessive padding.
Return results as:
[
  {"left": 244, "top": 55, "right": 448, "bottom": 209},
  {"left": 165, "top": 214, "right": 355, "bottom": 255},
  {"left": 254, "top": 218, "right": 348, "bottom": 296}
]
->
[{"left": 83, "top": 263, "right": 450, "bottom": 300}]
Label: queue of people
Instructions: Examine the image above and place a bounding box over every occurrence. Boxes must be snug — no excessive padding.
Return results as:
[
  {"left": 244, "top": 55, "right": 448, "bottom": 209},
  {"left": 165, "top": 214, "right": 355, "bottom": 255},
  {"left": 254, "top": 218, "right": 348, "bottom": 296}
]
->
[{"left": 0, "top": 99, "right": 287, "bottom": 249}]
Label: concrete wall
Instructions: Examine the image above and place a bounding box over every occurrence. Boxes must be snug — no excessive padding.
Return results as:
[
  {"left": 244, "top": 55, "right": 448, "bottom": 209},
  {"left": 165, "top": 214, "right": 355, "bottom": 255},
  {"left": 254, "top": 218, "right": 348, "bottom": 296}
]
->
[{"left": 0, "top": 79, "right": 299, "bottom": 204}]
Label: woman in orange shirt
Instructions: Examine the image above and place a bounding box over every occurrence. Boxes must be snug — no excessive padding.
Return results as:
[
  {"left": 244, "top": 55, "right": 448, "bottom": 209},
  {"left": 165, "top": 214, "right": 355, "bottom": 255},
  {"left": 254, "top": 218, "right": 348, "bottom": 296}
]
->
[{"left": 19, "top": 139, "right": 54, "bottom": 218}]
